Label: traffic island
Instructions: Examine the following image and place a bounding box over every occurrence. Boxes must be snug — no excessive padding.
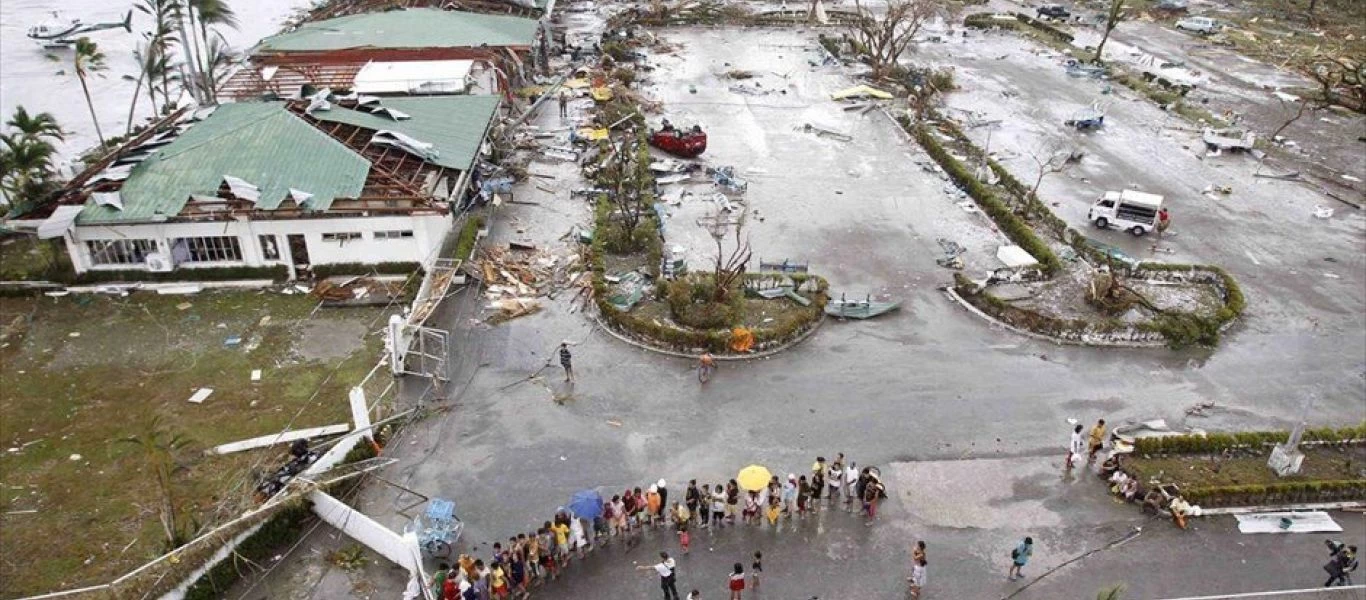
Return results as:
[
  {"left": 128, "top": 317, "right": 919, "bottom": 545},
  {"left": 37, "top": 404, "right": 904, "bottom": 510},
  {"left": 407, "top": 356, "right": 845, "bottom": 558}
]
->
[
  {"left": 903, "top": 113, "right": 1245, "bottom": 349},
  {"left": 1116, "top": 425, "right": 1366, "bottom": 509}
]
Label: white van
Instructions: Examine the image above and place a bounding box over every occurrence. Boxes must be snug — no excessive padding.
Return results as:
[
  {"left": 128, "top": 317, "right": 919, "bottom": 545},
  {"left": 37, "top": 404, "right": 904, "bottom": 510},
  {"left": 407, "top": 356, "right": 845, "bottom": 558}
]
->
[
  {"left": 1175, "top": 16, "right": 1219, "bottom": 34},
  {"left": 1088, "top": 190, "right": 1163, "bottom": 236}
]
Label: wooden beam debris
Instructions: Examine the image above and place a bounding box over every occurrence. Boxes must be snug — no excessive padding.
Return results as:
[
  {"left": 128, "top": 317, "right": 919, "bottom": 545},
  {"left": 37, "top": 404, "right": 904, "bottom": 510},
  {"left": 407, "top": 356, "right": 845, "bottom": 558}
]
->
[{"left": 208, "top": 424, "right": 350, "bottom": 455}]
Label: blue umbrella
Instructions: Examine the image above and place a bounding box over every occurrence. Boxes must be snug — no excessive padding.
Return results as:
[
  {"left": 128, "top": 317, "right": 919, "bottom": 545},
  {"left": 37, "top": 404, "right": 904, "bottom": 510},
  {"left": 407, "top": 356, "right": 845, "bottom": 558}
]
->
[{"left": 567, "top": 489, "right": 604, "bottom": 520}]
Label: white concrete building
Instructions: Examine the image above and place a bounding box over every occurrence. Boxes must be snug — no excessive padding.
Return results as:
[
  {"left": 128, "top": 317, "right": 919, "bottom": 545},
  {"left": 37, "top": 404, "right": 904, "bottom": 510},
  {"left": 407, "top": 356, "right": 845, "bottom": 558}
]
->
[{"left": 35, "top": 95, "right": 501, "bottom": 280}]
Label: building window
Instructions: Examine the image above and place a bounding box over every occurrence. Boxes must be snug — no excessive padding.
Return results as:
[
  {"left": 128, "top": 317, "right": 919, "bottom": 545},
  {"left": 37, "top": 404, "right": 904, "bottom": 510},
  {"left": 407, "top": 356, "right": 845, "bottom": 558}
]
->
[
  {"left": 374, "top": 230, "right": 414, "bottom": 240},
  {"left": 322, "top": 232, "right": 362, "bottom": 245},
  {"left": 259, "top": 235, "right": 280, "bottom": 260},
  {"left": 173, "top": 236, "right": 242, "bottom": 263},
  {"left": 86, "top": 239, "right": 158, "bottom": 265}
]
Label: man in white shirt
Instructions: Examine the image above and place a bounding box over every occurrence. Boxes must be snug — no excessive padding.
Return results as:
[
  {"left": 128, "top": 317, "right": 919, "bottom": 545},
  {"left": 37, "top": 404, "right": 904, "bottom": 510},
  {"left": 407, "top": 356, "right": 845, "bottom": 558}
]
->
[
  {"left": 1067, "top": 424, "right": 1085, "bottom": 468},
  {"left": 636, "top": 551, "right": 680, "bottom": 600}
]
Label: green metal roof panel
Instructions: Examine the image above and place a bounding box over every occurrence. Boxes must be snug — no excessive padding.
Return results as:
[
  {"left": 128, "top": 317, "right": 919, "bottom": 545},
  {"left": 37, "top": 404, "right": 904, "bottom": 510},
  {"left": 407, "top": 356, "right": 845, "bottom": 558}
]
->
[
  {"left": 311, "top": 95, "right": 500, "bottom": 171},
  {"left": 78, "top": 103, "right": 370, "bottom": 224},
  {"left": 257, "top": 8, "right": 539, "bottom": 53}
]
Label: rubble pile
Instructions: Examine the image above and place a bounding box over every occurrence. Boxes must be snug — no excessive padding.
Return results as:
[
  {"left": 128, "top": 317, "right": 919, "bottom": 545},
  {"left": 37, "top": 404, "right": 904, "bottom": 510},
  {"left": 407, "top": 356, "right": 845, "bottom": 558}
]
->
[
  {"left": 311, "top": 277, "right": 406, "bottom": 305},
  {"left": 476, "top": 246, "right": 590, "bottom": 322}
]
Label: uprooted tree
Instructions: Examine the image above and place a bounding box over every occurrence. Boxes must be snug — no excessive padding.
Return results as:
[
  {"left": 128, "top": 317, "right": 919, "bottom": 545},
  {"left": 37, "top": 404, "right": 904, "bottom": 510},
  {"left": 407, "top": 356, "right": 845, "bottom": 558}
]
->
[
  {"left": 1300, "top": 54, "right": 1365, "bottom": 115},
  {"left": 848, "top": 0, "right": 946, "bottom": 79}
]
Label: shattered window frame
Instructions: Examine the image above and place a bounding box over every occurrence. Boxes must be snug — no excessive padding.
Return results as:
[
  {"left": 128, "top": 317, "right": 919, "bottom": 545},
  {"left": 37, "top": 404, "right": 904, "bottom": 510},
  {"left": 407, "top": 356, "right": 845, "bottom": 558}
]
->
[
  {"left": 176, "top": 236, "right": 243, "bottom": 263},
  {"left": 259, "top": 234, "right": 281, "bottom": 260},
  {"left": 322, "top": 232, "right": 363, "bottom": 245},
  {"left": 86, "top": 239, "right": 158, "bottom": 266}
]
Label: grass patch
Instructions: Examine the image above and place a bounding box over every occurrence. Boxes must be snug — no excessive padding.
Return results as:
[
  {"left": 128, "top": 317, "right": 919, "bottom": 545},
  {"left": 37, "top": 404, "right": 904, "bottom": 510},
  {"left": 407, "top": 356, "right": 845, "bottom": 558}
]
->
[
  {"left": 455, "top": 212, "right": 487, "bottom": 262},
  {"left": 0, "top": 235, "right": 73, "bottom": 283},
  {"left": 0, "top": 291, "right": 388, "bottom": 597},
  {"left": 1127, "top": 447, "right": 1364, "bottom": 489}
]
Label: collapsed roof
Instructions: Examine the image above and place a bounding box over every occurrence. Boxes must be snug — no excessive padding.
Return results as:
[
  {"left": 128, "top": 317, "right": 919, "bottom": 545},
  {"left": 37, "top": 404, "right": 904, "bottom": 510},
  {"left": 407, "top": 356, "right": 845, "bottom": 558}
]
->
[{"left": 61, "top": 95, "right": 501, "bottom": 226}]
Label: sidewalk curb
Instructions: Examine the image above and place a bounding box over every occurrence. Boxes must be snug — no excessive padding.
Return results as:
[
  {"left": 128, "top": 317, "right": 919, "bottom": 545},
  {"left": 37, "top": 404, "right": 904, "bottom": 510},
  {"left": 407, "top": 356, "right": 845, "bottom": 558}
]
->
[
  {"left": 941, "top": 286, "right": 1169, "bottom": 348},
  {"left": 594, "top": 313, "right": 825, "bottom": 361},
  {"left": 1201, "top": 501, "right": 1366, "bottom": 516}
]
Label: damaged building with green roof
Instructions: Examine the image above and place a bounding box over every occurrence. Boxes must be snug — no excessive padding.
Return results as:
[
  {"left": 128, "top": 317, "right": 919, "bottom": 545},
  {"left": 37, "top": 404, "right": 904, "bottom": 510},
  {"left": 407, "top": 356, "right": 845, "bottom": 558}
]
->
[{"left": 35, "top": 94, "right": 501, "bottom": 279}]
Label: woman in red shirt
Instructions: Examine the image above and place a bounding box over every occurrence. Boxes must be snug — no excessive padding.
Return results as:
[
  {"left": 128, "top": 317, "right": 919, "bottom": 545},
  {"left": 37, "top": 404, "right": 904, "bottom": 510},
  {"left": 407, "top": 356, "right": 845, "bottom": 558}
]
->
[{"left": 727, "top": 562, "right": 746, "bottom": 599}]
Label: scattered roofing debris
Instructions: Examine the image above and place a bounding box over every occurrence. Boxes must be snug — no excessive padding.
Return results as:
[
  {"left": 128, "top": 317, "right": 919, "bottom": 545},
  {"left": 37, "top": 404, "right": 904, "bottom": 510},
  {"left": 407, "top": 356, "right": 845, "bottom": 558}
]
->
[
  {"left": 186, "top": 388, "right": 214, "bottom": 404},
  {"left": 312, "top": 277, "right": 408, "bottom": 306},
  {"left": 936, "top": 238, "right": 966, "bottom": 270},
  {"left": 476, "top": 246, "right": 587, "bottom": 322},
  {"left": 831, "top": 85, "right": 893, "bottom": 100}
]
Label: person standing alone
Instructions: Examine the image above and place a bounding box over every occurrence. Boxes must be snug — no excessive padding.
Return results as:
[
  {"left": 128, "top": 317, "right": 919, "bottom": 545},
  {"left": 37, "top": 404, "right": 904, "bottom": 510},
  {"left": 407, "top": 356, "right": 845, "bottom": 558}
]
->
[
  {"left": 559, "top": 342, "right": 574, "bottom": 382},
  {"left": 1008, "top": 537, "right": 1033, "bottom": 581},
  {"left": 1066, "top": 424, "right": 1085, "bottom": 469},
  {"left": 558, "top": 90, "right": 569, "bottom": 119},
  {"left": 637, "top": 551, "right": 680, "bottom": 600}
]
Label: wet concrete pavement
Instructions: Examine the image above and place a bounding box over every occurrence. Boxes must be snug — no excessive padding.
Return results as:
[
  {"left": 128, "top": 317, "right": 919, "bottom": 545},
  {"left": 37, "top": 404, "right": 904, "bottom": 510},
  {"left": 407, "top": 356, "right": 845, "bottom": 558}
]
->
[{"left": 230, "top": 23, "right": 1365, "bottom": 600}]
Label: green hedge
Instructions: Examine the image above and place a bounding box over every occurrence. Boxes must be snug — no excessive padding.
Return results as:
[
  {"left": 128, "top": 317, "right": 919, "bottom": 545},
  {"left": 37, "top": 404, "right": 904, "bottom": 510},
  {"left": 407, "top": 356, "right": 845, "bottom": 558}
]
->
[
  {"left": 1182, "top": 480, "right": 1366, "bottom": 508},
  {"left": 903, "top": 117, "right": 1062, "bottom": 276},
  {"left": 1132, "top": 424, "right": 1366, "bottom": 456},
  {"left": 181, "top": 505, "right": 313, "bottom": 600},
  {"left": 74, "top": 265, "right": 290, "bottom": 284},
  {"left": 454, "top": 213, "right": 487, "bottom": 261},
  {"left": 1135, "top": 263, "right": 1245, "bottom": 348},
  {"left": 964, "top": 12, "right": 1018, "bottom": 29},
  {"left": 311, "top": 262, "right": 423, "bottom": 279},
  {"left": 1013, "top": 13, "right": 1075, "bottom": 44}
]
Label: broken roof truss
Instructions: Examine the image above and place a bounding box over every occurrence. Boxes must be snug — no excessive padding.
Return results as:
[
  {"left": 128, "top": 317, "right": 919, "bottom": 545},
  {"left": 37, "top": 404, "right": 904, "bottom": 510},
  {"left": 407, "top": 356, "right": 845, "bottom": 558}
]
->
[{"left": 50, "top": 102, "right": 454, "bottom": 224}]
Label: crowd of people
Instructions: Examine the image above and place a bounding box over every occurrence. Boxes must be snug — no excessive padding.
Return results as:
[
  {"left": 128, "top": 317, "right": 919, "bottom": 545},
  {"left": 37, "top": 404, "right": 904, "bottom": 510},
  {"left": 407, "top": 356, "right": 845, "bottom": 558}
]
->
[{"left": 425, "top": 454, "right": 890, "bottom": 600}]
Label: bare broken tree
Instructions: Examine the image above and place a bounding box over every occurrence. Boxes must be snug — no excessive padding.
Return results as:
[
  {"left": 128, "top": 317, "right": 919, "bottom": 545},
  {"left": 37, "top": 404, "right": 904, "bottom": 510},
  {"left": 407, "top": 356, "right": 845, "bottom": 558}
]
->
[
  {"left": 1268, "top": 94, "right": 1312, "bottom": 143},
  {"left": 600, "top": 133, "right": 654, "bottom": 251},
  {"left": 1093, "top": 0, "right": 1127, "bottom": 63},
  {"left": 1023, "top": 141, "right": 1078, "bottom": 217},
  {"left": 848, "top": 0, "right": 944, "bottom": 79},
  {"left": 702, "top": 211, "right": 752, "bottom": 303}
]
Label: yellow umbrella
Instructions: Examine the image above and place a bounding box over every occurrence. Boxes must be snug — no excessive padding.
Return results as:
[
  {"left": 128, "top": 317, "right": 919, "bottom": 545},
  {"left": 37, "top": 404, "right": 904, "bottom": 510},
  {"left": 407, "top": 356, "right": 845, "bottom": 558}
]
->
[{"left": 737, "top": 465, "right": 773, "bottom": 492}]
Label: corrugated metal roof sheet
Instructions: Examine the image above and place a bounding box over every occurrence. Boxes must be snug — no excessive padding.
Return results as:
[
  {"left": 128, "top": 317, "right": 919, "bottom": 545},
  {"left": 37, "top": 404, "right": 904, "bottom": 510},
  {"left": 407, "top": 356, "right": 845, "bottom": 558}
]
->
[
  {"left": 312, "top": 95, "right": 500, "bottom": 171},
  {"left": 78, "top": 103, "right": 370, "bottom": 224},
  {"left": 257, "top": 8, "right": 539, "bottom": 53}
]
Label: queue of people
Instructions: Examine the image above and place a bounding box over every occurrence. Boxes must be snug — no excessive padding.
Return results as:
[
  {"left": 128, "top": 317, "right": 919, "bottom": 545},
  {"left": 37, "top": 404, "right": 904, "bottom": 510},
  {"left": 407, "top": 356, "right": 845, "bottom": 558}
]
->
[{"left": 427, "top": 455, "right": 888, "bottom": 600}]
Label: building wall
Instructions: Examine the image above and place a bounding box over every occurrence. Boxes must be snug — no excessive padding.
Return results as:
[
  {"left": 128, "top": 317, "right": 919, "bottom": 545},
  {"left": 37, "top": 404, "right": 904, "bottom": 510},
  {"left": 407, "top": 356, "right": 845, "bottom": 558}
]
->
[{"left": 64, "top": 213, "right": 454, "bottom": 278}]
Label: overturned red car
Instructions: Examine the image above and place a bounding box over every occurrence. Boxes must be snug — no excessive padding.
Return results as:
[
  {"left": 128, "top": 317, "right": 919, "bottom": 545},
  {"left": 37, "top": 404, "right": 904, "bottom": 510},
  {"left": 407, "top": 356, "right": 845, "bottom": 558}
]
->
[{"left": 649, "top": 122, "right": 707, "bottom": 158}]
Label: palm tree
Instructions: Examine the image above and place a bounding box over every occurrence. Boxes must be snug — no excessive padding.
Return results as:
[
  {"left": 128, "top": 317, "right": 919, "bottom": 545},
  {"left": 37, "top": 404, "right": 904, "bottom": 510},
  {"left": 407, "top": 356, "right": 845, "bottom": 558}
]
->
[
  {"left": 199, "top": 35, "right": 238, "bottom": 103},
  {"left": 119, "top": 415, "right": 196, "bottom": 549},
  {"left": 72, "top": 38, "right": 108, "bottom": 147},
  {"left": 6, "top": 106, "right": 65, "bottom": 142},
  {"left": 136, "top": 0, "right": 182, "bottom": 110},
  {"left": 127, "top": 42, "right": 153, "bottom": 134},
  {"left": 0, "top": 134, "right": 57, "bottom": 199},
  {"left": 190, "top": 0, "right": 238, "bottom": 103}
]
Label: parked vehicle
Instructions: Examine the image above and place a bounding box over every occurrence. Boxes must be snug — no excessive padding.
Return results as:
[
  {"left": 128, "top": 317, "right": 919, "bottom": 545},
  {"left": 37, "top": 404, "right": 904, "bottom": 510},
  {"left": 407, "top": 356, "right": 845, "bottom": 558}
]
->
[
  {"left": 1037, "top": 3, "right": 1070, "bottom": 19},
  {"left": 1088, "top": 190, "right": 1164, "bottom": 236},
  {"left": 1175, "top": 16, "right": 1219, "bottom": 34}
]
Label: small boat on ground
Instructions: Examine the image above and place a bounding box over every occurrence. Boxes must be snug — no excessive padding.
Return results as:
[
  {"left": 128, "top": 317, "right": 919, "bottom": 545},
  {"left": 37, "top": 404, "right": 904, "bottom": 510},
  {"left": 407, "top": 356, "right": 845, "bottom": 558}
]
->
[{"left": 825, "top": 293, "right": 901, "bottom": 320}]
